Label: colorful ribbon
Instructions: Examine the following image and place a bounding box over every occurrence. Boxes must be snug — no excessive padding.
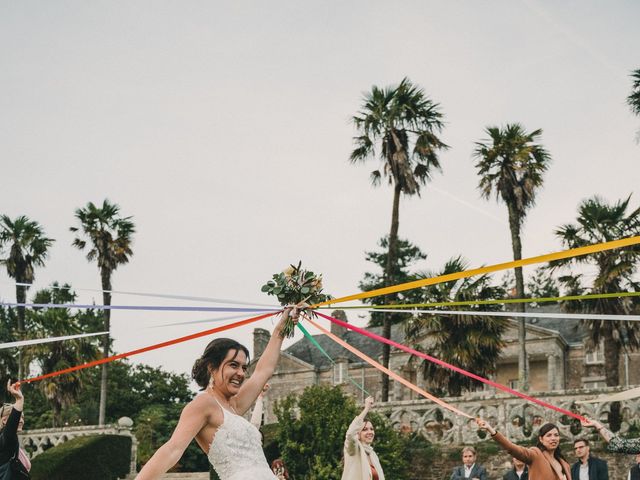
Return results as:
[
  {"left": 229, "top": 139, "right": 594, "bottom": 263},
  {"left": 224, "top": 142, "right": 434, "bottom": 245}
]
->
[
  {"left": 365, "top": 308, "right": 640, "bottom": 322},
  {"left": 1, "top": 302, "right": 278, "bottom": 313},
  {"left": 19, "top": 311, "right": 278, "bottom": 384},
  {"left": 316, "top": 311, "right": 584, "bottom": 421},
  {"left": 0, "top": 331, "right": 108, "bottom": 350},
  {"left": 304, "top": 315, "right": 472, "bottom": 418},
  {"left": 297, "top": 323, "right": 370, "bottom": 396},
  {"left": 312, "top": 236, "right": 640, "bottom": 307},
  {"left": 9, "top": 281, "right": 277, "bottom": 308},
  {"left": 321, "top": 291, "right": 640, "bottom": 310}
]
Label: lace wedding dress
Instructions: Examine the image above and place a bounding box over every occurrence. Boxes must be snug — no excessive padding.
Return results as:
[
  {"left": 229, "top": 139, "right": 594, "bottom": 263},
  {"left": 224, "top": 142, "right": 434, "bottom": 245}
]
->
[{"left": 208, "top": 398, "right": 277, "bottom": 480}]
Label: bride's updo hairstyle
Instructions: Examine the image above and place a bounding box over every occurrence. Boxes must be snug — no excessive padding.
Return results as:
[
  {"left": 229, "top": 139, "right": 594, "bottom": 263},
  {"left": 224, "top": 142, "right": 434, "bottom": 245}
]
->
[{"left": 192, "top": 338, "right": 250, "bottom": 390}]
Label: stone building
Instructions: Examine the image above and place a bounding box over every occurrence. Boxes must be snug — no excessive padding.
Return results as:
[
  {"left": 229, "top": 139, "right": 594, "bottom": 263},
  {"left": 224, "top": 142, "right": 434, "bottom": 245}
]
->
[{"left": 251, "top": 307, "right": 640, "bottom": 424}]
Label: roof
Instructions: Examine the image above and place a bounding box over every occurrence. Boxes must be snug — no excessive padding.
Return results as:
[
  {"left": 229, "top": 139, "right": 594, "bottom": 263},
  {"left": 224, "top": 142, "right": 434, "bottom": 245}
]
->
[
  {"left": 285, "top": 305, "right": 588, "bottom": 369},
  {"left": 285, "top": 322, "right": 407, "bottom": 369}
]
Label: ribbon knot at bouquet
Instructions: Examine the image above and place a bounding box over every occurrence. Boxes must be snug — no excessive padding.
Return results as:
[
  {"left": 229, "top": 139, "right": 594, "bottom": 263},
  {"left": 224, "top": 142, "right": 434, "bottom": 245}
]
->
[{"left": 261, "top": 261, "right": 331, "bottom": 338}]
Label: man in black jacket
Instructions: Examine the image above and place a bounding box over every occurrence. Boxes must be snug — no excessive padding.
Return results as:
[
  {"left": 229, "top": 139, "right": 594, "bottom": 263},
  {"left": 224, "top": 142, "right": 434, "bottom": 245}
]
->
[
  {"left": 571, "top": 438, "right": 609, "bottom": 480},
  {"left": 450, "top": 446, "right": 488, "bottom": 480},
  {"left": 503, "top": 457, "right": 528, "bottom": 480},
  {"left": 628, "top": 453, "right": 640, "bottom": 480}
]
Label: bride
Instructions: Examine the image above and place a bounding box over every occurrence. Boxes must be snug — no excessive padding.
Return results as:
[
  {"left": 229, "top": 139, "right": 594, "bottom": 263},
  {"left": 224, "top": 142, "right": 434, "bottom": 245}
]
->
[{"left": 136, "top": 307, "right": 298, "bottom": 479}]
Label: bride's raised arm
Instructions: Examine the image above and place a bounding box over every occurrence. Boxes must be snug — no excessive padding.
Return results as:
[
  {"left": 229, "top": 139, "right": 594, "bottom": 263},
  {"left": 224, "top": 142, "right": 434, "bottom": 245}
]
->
[{"left": 234, "top": 307, "right": 298, "bottom": 414}]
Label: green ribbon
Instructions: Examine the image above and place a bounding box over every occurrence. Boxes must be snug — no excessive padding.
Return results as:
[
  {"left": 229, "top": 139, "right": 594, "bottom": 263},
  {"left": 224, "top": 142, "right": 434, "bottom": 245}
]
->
[
  {"left": 297, "top": 323, "right": 370, "bottom": 396},
  {"left": 317, "top": 290, "right": 640, "bottom": 310}
]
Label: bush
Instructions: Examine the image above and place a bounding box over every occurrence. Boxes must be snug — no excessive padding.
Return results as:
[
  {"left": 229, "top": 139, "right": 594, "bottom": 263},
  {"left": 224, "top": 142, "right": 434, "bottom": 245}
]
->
[
  {"left": 30, "top": 434, "right": 131, "bottom": 480},
  {"left": 275, "top": 385, "right": 411, "bottom": 480}
]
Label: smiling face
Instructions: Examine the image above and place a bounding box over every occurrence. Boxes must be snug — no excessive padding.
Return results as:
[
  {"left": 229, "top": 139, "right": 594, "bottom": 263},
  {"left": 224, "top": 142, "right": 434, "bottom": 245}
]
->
[
  {"left": 539, "top": 427, "right": 560, "bottom": 450},
  {"left": 358, "top": 420, "right": 375, "bottom": 445},
  {"left": 210, "top": 349, "right": 248, "bottom": 396}
]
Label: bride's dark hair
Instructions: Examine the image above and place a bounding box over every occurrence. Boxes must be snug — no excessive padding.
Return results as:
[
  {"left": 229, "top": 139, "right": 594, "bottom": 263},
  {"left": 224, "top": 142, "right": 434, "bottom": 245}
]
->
[{"left": 192, "top": 338, "right": 250, "bottom": 390}]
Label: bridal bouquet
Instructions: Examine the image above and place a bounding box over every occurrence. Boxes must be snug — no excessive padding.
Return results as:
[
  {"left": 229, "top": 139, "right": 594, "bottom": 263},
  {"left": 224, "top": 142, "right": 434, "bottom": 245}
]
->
[{"left": 261, "top": 261, "right": 331, "bottom": 337}]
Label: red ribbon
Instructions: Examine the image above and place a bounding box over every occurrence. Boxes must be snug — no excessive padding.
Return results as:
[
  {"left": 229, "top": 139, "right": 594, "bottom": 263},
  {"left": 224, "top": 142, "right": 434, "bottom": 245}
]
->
[{"left": 20, "top": 311, "right": 278, "bottom": 384}]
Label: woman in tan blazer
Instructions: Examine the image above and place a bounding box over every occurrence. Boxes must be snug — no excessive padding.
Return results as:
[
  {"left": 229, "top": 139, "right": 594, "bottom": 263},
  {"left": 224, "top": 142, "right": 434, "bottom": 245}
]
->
[{"left": 476, "top": 418, "right": 571, "bottom": 480}]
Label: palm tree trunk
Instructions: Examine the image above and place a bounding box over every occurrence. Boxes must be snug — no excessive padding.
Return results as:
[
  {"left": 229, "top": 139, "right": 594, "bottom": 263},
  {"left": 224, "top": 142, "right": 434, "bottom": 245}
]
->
[
  {"left": 507, "top": 204, "right": 528, "bottom": 391},
  {"left": 15, "top": 279, "right": 27, "bottom": 380},
  {"left": 382, "top": 183, "right": 402, "bottom": 402},
  {"left": 603, "top": 333, "right": 620, "bottom": 386},
  {"left": 99, "top": 268, "right": 112, "bottom": 426}
]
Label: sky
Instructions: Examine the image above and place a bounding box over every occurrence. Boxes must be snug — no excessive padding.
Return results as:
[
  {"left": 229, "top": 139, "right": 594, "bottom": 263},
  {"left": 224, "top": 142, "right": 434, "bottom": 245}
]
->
[{"left": 1, "top": 1, "right": 639, "bottom": 380}]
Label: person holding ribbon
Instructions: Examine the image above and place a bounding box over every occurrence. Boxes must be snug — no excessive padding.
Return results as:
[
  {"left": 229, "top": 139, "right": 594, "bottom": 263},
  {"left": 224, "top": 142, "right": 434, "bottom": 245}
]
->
[
  {"left": 476, "top": 418, "right": 571, "bottom": 479},
  {"left": 341, "top": 396, "right": 385, "bottom": 480},
  {"left": 0, "top": 380, "right": 30, "bottom": 479},
  {"left": 581, "top": 417, "right": 640, "bottom": 454},
  {"left": 136, "top": 307, "right": 299, "bottom": 480}
]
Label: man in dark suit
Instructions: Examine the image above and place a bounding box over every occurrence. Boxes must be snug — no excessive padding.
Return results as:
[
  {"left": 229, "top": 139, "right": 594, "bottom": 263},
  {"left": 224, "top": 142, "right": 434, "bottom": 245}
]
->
[
  {"left": 450, "top": 446, "right": 488, "bottom": 480},
  {"left": 571, "top": 438, "right": 609, "bottom": 480},
  {"left": 503, "top": 457, "right": 528, "bottom": 480},
  {"left": 628, "top": 453, "right": 640, "bottom": 480}
]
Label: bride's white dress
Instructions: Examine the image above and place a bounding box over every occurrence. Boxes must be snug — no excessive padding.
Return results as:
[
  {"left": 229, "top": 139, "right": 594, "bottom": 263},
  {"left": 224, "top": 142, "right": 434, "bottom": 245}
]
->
[{"left": 207, "top": 399, "right": 277, "bottom": 480}]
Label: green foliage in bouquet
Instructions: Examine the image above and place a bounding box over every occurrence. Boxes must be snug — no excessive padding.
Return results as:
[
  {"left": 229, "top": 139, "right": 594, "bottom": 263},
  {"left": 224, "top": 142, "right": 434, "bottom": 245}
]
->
[{"left": 261, "top": 261, "right": 331, "bottom": 337}]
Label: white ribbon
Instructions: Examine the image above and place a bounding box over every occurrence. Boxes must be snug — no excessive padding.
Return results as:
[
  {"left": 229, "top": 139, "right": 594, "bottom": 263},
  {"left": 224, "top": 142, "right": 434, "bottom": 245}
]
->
[
  {"left": 368, "top": 308, "right": 640, "bottom": 321},
  {"left": 0, "top": 331, "right": 108, "bottom": 350}
]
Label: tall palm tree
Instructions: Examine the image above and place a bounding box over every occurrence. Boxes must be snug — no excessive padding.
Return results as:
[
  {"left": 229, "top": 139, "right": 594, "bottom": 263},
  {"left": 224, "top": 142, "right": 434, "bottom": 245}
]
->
[
  {"left": 70, "top": 199, "right": 135, "bottom": 425},
  {"left": 350, "top": 77, "right": 448, "bottom": 401},
  {"left": 0, "top": 215, "right": 54, "bottom": 379},
  {"left": 628, "top": 68, "right": 640, "bottom": 118},
  {"left": 405, "top": 257, "right": 507, "bottom": 397},
  {"left": 553, "top": 196, "right": 640, "bottom": 387},
  {"left": 473, "top": 124, "right": 551, "bottom": 391}
]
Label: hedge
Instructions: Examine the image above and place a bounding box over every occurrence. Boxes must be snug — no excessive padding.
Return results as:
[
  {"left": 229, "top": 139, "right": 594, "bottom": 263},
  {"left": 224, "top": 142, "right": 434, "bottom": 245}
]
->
[{"left": 30, "top": 434, "right": 131, "bottom": 480}]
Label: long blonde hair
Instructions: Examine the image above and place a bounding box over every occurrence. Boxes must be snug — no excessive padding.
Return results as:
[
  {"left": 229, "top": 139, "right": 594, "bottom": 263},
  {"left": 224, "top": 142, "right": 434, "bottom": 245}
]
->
[{"left": 0, "top": 403, "right": 14, "bottom": 428}]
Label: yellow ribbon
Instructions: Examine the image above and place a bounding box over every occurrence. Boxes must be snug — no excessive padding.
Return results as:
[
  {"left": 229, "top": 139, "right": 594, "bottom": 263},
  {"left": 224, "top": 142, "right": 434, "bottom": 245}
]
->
[
  {"left": 312, "top": 236, "right": 640, "bottom": 307},
  {"left": 305, "top": 315, "right": 472, "bottom": 418}
]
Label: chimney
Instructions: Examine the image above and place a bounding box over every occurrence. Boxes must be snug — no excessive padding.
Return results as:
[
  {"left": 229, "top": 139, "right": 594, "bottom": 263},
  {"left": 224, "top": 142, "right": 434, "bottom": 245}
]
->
[
  {"left": 330, "top": 309, "right": 348, "bottom": 337},
  {"left": 253, "top": 328, "right": 270, "bottom": 359}
]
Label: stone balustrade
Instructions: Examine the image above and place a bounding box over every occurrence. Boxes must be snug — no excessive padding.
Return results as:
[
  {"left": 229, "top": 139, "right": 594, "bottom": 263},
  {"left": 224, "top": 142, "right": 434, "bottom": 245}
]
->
[{"left": 382, "top": 386, "right": 639, "bottom": 444}]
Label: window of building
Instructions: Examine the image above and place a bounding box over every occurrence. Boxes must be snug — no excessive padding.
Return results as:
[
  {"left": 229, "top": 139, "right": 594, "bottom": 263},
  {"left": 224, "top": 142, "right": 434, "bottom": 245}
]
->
[
  {"left": 585, "top": 343, "right": 605, "bottom": 365},
  {"left": 583, "top": 379, "right": 606, "bottom": 390},
  {"left": 508, "top": 379, "right": 518, "bottom": 389},
  {"left": 334, "top": 362, "right": 346, "bottom": 384}
]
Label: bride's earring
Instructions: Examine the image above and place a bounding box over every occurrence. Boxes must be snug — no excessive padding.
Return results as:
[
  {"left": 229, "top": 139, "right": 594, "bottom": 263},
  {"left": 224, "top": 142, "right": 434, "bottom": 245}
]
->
[{"left": 208, "top": 376, "right": 215, "bottom": 389}]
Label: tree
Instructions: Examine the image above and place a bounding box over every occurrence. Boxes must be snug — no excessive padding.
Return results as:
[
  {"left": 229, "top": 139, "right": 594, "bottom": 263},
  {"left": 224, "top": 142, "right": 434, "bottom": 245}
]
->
[
  {"left": 25, "top": 284, "right": 102, "bottom": 426},
  {"left": 0, "top": 306, "right": 19, "bottom": 389},
  {"left": 350, "top": 78, "right": 448, "bottom": 401},
  {"left": 274, "top": 385, "right": 410, "bottom": 480},
  {"left": 406, "top": 257, "right": 507, "bottom": 396},
  {"left": 0, "top": 215, "right": 54, "bottom": 379},
  {"left": 628, "top": 68, "right": 640, "bottom": 117},
  {"left": 553, "top": 196, "right": 640, "bottom": 387},
  {"left": 527, "top": 267, "right": 560, "bottom": 305},
  {"left": 70, "top": 199, "right": 135, "bottom": 426},
  {"left": 359, "top": 236, "right": 426, "bottom": 327},
  {"left": 473, "top": 124, "right": 551, "bottom": 390}
]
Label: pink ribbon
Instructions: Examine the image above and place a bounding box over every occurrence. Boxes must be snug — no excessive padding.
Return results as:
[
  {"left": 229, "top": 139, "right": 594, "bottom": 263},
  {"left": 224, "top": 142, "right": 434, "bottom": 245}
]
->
[{"left": 316, "top": 311, "right": 584, "bottom": 421}]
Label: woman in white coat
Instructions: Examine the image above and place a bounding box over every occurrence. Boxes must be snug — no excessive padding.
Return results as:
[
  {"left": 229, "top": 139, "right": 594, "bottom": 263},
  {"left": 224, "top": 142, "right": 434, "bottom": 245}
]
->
[{"left": 342, "top": 396, "right": 385, "bottom": 480}]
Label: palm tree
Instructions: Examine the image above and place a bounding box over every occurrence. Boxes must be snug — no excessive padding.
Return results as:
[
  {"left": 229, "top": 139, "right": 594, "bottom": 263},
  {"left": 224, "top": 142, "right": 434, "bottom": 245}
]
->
[
  {"left": 70, "top": 199, "right": 135, "bottom": 425},
  {"left": 553, "top": 196, "right": 640, "bottom": 387},
  {"left": 350, "top": 77, "right": 448, "bottom": 401},
  {"left": 0, "top": 215, "right": 54, "bottom": 379},
  {"left": 473, "top": 124, "right": 551, "bottom": 391},
  {"left": 406, "top": 257, "right": 507, "bottom": 396},
  {"left": 628, "top": 68, "right": 640, "bottom": 117}
]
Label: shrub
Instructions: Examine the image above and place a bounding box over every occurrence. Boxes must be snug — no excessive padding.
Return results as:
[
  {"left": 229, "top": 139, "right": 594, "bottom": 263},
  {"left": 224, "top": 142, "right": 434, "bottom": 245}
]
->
[{"left": 30, "top": 434, "right": 131, "bottom": 480}]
